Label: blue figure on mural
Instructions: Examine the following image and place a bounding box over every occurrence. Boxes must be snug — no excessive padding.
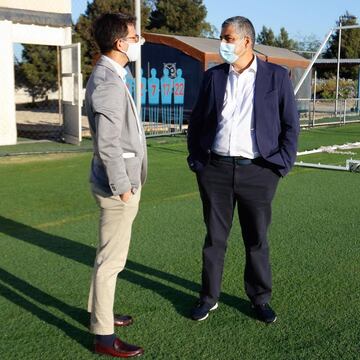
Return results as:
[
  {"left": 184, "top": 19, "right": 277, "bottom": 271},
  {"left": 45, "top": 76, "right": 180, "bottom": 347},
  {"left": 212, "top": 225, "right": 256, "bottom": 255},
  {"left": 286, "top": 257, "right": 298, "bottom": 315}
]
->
[
  {"left": 148, "top": 68, "right": 160, "bottom": 105},
  {"left": 148, "top": 68, "right": 160, "bottom": 130},
  {"left": 173, "top": 68, "right": 185, "bottom": 105},
  {"left": 161, "top": 68, "right": 173, "bottom": 128},
  {"left": 125, "top": 73, "right": 135, "bottom": 99},
  {"left": 141, "top": 68, "right": 147, "bottom": 121},
  {"left": 173, "top": 68, "right": 185, "bottom": 130}
]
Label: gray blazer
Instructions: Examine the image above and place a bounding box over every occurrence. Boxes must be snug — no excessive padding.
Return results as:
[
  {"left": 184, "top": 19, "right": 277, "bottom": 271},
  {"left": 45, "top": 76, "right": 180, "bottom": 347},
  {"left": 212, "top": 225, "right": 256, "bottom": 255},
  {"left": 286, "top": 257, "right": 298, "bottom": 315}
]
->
[{"left": 85, "top": 57, "right": 147, "bottom": 196}]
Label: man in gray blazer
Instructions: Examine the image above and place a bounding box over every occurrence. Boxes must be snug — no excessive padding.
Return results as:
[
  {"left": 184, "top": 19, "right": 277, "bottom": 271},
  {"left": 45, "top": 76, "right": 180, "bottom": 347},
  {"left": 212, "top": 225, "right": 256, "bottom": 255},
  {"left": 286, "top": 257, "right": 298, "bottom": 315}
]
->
[{"left": 85, "top": 13, "right": 147, "bottom": 358}]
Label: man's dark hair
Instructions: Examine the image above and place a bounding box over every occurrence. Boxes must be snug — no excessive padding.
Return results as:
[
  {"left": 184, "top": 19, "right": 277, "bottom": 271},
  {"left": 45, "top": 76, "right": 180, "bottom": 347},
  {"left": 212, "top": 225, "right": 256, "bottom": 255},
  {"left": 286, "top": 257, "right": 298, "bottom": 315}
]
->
[
  {"left": 222, "top": 16, "right": 256, "bottom": 49},
  {"left": 92, "top": 13, "right": 136, "bottom": 54}
]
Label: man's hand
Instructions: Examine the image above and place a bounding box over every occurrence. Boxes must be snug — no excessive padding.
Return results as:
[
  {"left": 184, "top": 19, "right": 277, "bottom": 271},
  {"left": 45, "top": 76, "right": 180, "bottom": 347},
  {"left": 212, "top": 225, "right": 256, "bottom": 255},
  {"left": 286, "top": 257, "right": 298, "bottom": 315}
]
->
[{"left": 120, "top": 189, "right": 132, "bottom": 203}]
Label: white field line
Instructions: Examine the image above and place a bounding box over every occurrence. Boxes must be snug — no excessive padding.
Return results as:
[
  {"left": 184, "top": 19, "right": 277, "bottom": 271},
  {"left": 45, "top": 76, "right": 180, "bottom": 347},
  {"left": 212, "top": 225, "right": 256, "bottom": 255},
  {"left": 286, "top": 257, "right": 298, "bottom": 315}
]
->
[{"left": 297, "top": 142, "right": 360, "bottom": 156}]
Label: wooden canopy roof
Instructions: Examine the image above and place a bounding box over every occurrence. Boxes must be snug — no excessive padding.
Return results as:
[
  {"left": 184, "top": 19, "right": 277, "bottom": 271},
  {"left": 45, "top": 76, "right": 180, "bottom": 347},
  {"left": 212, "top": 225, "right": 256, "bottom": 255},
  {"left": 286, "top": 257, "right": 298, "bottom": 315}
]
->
[{"left": 143, "top": 32, "right": 310, "bottom": 70}]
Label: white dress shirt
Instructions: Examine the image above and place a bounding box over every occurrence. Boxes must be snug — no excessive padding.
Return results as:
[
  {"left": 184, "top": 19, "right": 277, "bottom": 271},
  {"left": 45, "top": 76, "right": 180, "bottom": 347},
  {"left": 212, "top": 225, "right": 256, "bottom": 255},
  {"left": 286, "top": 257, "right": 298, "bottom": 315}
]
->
[
  {"left": 102, "top": 55, "right": 143, "bottom": 143},
  {"left": 212, "top": 56, "right": 259, "bottom": 158}
]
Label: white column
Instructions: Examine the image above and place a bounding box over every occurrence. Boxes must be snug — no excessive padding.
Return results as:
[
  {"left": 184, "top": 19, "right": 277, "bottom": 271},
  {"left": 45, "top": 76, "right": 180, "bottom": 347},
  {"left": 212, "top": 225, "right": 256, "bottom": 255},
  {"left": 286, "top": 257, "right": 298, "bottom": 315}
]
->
[
  {"left": 135, "top": 0, "right": 141, "bottom": 118},
  {"left": 0, "top": 20, "right": 17, "bottom": 145}
]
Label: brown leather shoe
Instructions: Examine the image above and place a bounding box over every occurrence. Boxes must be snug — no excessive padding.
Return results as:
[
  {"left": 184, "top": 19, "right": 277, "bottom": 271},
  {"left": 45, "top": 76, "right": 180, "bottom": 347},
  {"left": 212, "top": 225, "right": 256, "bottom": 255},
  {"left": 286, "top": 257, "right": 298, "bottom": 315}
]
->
[
  {"left": 114, "top": 314, "right": 133, "bottom": 327},
  {"left": 95, "top": 338, "right": 144, "bottom": 358}
]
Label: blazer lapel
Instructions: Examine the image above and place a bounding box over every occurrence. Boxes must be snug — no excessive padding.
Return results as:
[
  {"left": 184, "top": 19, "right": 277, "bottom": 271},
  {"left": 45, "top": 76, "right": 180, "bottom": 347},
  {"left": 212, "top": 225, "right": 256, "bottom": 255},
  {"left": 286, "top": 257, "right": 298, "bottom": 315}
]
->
[
  {"left": 97, "top": 57, "right": 141, "bottom": 133},
  {"left": 122, "top": 79, "right": 142, "bottom": 134},
  {"left": 214, "top": 63, "right": 229, "bottom": 117},
  {"left": 254, "top": 58, "right": 272, "bottom": 123}
]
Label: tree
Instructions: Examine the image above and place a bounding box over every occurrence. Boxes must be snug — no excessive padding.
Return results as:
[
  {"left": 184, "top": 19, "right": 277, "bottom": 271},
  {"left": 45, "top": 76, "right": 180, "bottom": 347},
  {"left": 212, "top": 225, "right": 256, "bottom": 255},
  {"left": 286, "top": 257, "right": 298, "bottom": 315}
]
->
[
  {"left": 146, "top": 0, "right": 213, "bottom": 37},
  {"left": 74, "top": 0, "right": 152, "bottom": 83},
  {"left": 15, "top": 45, "right": 58, "bottom": 103},
  {"left": 275, "top": 27, "right": 298, "bottom": 50},
  {"left": 294, "top": 34, "right": 321, "bottom": 59},
  {"left": 257, "top": 26, "right": 297, "bottom": 50},
  {"left": 202, "top": 24, "right": 219, "bottom": 39},
  {"left": 323, "top": 11, "right": 360, "bottom": 79},
  {"left": 256, "top": 26, "right": 275, "bottom": 46}
]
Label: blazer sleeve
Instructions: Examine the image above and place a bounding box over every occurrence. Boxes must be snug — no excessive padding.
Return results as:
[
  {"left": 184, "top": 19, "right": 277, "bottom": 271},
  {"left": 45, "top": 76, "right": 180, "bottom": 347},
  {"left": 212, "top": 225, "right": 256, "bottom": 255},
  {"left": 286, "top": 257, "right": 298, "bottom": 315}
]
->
[
  {"left": 187, "top": 71, "right": 212, "bottom": 172},
  {"left": 278, "top": 71, "right": 300, "bottom": 176},
  {"left": 91, "top": 81, "right": 132, "bottom": 195}
]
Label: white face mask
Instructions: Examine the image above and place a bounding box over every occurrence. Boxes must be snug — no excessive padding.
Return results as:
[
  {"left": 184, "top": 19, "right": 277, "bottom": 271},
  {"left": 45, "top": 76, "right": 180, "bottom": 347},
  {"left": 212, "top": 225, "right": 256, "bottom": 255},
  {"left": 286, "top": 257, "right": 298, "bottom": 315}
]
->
[
  {"left": 121, "top": 37, "right": 145, "bottom": 62},
  {"left": 219, "top": 42, "right": 239, "bottom": 64}
]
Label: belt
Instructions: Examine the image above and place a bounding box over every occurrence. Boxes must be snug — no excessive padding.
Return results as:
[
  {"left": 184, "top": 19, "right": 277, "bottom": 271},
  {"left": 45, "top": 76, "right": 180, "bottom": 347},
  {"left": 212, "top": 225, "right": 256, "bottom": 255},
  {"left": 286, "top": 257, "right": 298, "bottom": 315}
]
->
[{"left": 210, "top": 152, "right": 255, "bottom": 165}]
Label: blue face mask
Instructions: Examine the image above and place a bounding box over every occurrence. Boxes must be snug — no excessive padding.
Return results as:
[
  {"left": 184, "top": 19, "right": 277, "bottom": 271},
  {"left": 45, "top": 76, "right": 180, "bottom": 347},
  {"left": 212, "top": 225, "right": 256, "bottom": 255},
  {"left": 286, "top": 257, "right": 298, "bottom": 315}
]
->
[{"left": 219, "top": 42, "right": 239, "bottom": 64}]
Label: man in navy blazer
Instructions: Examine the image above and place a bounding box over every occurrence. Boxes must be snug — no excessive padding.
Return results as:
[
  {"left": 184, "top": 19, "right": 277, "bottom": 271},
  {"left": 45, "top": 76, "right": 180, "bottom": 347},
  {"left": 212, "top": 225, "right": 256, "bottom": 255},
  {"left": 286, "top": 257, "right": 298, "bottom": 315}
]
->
[{"left": 187, "top": 16, "right": 299, "bottom": 323}]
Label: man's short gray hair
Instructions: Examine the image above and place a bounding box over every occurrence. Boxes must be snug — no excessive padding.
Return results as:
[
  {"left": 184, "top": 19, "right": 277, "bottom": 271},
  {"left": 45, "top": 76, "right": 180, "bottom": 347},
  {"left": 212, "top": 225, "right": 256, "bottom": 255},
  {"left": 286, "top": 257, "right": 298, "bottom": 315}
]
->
[{"left": 222, "top": 16, "right": 255, "bottom": 48}]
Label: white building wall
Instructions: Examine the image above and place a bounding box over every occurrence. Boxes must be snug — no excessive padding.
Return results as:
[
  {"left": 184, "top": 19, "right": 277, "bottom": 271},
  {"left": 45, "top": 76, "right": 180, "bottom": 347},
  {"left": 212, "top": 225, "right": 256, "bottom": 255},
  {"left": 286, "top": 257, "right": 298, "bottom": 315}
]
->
[
  {"left": 0, "top": 20, "right": 71, "bottom": 145},
  {"left": 0, "top": 20, "right": 16, "bottom": 145},
  {"left": 0, "top": 1, "right": 71, "bottom": 14},
  {"left": 12, "top": 23, "right": 71, "bottom": 45}
]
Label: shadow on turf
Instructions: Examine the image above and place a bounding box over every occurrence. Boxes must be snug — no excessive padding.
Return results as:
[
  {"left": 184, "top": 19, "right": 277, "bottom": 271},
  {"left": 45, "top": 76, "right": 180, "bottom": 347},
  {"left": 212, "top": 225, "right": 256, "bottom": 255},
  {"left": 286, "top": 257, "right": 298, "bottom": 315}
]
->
[
  {"left": 0, "top": 216, "right": 256, "bottom": 326},
  {"left": 0, "top": 268, "right": 92, "bottom": 351}
]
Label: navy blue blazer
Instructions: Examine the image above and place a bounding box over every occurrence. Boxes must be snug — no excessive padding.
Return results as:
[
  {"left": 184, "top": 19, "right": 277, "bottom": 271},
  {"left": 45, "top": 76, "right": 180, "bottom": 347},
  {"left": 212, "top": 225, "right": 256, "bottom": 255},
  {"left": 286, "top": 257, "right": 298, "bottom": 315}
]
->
[{"left": 187, "top": 57, "right": 300, "bottom": 176}]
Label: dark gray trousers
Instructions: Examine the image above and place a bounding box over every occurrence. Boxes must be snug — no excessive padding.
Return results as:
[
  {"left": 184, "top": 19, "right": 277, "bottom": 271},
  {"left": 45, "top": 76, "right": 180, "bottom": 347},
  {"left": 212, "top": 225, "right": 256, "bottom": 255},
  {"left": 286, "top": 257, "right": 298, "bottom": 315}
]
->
[{"left": 196, "top": 156, "right": 280, "bottom": 305}]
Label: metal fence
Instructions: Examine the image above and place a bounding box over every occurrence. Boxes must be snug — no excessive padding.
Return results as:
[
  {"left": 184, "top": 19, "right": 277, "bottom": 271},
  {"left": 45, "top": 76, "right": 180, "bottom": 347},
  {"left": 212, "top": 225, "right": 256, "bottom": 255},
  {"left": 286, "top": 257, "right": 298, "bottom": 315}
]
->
[
  {"left": 297, "top": 98, "right": 360, "bottom": 127},
  {"left": 140, "top": 106, "right": 187, "bottom": 137}
]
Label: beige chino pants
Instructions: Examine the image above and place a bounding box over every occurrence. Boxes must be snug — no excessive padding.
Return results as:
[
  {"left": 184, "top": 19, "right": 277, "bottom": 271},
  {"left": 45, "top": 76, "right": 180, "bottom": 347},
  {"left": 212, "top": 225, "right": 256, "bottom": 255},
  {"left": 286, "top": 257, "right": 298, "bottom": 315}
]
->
[{"left": 88, "top": 184, "right": 141, "bottom": 335}]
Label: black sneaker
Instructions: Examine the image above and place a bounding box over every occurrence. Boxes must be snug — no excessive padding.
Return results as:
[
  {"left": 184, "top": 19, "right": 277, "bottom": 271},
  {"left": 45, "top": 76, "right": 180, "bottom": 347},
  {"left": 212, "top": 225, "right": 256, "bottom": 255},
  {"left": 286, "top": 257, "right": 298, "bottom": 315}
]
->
[
  {"left": 191, "top": 301, "right": 218, "bottom": 321},
  {"left": 252, "top": 303, "right": 277, "bottom": 323}
]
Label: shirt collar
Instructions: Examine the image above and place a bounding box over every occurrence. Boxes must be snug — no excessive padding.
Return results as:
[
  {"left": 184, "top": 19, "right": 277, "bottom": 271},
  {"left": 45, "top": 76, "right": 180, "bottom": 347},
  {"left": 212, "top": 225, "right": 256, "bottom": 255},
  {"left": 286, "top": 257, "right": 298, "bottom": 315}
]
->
[
  {"left": 230, "top": 55, "right": 257, "bottom": 75},
  {"left": 102, "top": 55, "right": 127, "bottom": 81}
]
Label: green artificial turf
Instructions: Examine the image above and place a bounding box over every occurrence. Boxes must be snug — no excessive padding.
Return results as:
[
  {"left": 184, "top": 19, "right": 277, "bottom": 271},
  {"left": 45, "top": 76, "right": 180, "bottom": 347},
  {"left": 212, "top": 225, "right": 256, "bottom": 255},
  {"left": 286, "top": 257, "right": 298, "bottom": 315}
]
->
[
  {"left": 0, "top": 137, "right": 94, "bottom": 156},
  {"left": 298, "top": 123, "right": 360, "bottom": 151},
  {"left": 0, "top": 133, "right": 359, "bottom": 359}
]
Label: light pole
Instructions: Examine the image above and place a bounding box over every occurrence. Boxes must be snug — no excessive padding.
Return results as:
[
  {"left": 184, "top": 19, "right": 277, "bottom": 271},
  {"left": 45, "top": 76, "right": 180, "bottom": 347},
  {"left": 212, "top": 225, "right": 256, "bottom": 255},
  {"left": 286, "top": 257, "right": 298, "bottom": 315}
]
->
[
  {"left": 334, "top": 17, "right": 342, "bottom": 115},
  {"left": 135, "top": 0, "right": 141, "bottom": 119},
  {"left": 335, "top": 14, "right": 357, "bottom": 115}
]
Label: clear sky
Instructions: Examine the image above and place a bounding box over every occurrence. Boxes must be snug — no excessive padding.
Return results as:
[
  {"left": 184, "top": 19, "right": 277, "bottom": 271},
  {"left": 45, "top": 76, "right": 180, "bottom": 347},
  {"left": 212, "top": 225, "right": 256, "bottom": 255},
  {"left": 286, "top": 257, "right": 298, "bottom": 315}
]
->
[
  {"left": 204, "top": 0, "right": 360, "bottom": 40},
  {"left": 72, "top": 0, "right": 360, "bottom": 41}
]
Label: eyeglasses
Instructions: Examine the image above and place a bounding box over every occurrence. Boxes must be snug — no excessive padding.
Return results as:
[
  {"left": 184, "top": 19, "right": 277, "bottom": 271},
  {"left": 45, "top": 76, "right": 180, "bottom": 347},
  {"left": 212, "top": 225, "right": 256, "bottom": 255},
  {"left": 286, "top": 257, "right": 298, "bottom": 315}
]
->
[{"left": 122, "top": 35, "right": 145, "bottom": 44}]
